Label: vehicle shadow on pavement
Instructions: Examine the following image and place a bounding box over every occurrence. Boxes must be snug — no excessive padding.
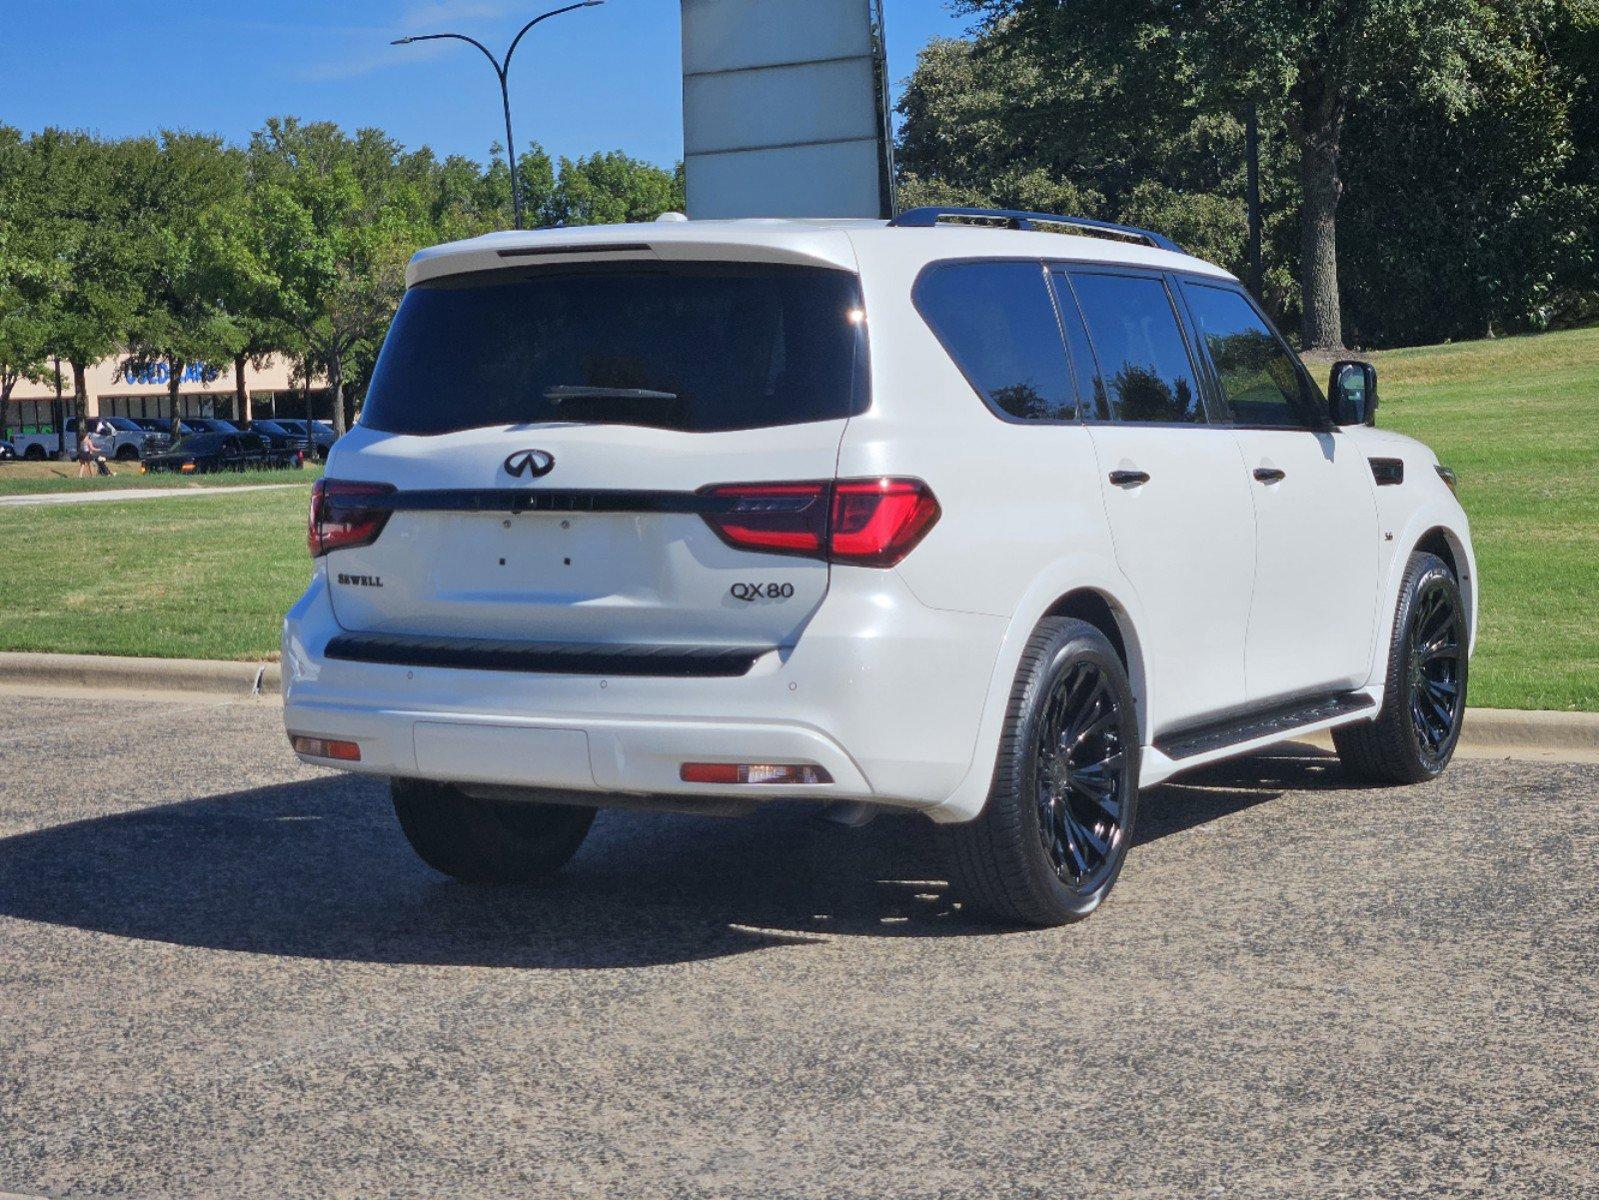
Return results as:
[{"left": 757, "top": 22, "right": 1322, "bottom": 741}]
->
[
  {"left": 0, "top": 773, "right": 965, "bottom": 969},
  {"left": 1136, "top": 744, "right": 1348, "bottom": 846},
  {"left": 0, "top": 746, "right": 1352, "bottom": 970}
]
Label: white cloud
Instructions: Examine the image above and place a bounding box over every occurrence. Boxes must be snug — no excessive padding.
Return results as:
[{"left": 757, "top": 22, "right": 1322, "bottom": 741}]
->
[{"left": 297, "top": 0, "right": 519, "bottom": 83}]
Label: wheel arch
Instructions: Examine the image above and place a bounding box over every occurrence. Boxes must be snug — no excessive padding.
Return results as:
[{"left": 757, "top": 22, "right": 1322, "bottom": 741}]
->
[
  {"left": 1366, "top": 508, "right": 1478, "bottom": 693},
  {"left": 925, "top": 562, "right": 1152, "bottom": 825},
  {"left": 1041, "top": 588, "right": 1146, "bottom": 725}
]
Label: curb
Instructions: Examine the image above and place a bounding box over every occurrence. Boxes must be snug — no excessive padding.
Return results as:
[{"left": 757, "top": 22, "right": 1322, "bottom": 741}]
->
[
  {"left": 0, "top": 651, "right": 279, "bottom": 699},
  {"left": 1458, "top": 706, "right": 1599, "bottom": 754}
]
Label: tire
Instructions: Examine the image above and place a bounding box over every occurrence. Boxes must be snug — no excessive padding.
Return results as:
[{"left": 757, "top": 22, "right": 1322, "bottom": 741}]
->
[
  {"left": 115, "top": 444, "right": 139, "bottom": 461},
  {"left": 941, "top": 618, "right": 1141, "bottom": 926},
  {"left": 391, "top": 777, "right": 596, "bottom": 884},
  {"left": 1333, "top": 551, "right": 1468, "bottom": 785},
  {"left": 23, "top": 444, "right": 45, "bottom": 461}
]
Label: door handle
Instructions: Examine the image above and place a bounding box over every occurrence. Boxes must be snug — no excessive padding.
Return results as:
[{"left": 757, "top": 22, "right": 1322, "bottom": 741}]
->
[
  {"left": 1109, "top": 469, "right": 1150, "bottom": 487},
  {"left": 1253, "top": 467, "right": 1287, "bottom": 484}
]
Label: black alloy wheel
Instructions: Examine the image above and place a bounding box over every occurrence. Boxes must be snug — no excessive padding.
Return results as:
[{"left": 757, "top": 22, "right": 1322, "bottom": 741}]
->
[
  {"left": 1334, "top": 550, "right": 1468, "bottom": 784},
  {"left": 943, "top": 617, "right": 1141, "bottom": 926},
  {"left": 1033, "top": 660, "right": 1132, "bottom": 892},
  {"left": 1407, "top": 577, "right": 1466, "bottom": 770}
]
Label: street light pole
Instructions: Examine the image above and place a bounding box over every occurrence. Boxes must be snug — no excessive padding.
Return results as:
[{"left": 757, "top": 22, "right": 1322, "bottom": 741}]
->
[{"left": 393, "top": 1, "right": 604, "bottom": 230}]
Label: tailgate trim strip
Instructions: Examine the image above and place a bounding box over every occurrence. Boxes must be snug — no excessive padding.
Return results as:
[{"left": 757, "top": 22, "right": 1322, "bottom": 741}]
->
[
  {"left": 325, "top": 633, "right": 772, "bottom": 678},
  {"left": 372, "top": 488, "right": 705, "bottom": 516}
]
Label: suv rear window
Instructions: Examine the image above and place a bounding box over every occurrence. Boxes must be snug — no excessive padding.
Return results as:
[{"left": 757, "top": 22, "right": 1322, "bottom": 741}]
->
[{"left": 362, "top": 263, "right": 868, "bottom": 436}]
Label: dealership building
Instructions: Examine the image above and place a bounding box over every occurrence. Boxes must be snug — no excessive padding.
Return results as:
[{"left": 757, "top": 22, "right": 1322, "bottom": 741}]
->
[{"left": 3, "top": 354, "right": 330, "bottom": 435}]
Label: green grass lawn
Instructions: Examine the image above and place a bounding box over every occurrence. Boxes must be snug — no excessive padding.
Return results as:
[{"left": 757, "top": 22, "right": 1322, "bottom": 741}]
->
[
  {"left": 1365, "top": 326, "right": 1599, "bottom": 711},
  {"left": 0, "top": 486, "right": 312, "bottom": 661},
  {"left": 0, "top": 328, "right": 1594, "bottom": 707},
  {"left": 0, "top": 461, "right": 322, "bottom": 496}
]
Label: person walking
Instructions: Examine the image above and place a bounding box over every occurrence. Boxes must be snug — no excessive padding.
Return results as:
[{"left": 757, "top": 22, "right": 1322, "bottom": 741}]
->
[{"left": 76, "top": 428, "right": 110, "bottom": 477}]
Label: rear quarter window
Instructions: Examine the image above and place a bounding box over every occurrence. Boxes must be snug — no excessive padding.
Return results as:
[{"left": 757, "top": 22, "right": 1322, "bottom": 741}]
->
[
  {"left": 361, "top": 263, "right": 869, "bottom": 436},
  {"left": 913, "top": 260, "right": 1077, "bottom": 422}
]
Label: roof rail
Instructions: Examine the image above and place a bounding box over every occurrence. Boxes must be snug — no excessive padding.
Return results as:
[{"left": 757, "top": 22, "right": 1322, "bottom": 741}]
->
[{"left": 888, "top": 206, "right": 1184, "bottom": 255}]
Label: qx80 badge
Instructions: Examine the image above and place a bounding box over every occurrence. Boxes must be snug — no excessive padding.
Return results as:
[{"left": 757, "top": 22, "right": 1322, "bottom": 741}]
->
[
  {"left": 504, "top": 449, "right": 555, "bottom": 478},
  {"left": 730, "top": 582, "right": 796, "bottom": 603}
]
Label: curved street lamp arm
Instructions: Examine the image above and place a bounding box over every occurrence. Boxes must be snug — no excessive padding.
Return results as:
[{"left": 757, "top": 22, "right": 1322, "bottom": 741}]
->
[
  {"left": 392, "top": 31, "right": 504, "bottom": 80},
  {"left": 505, "top": 2, "right": 602, "bottom": 73}
]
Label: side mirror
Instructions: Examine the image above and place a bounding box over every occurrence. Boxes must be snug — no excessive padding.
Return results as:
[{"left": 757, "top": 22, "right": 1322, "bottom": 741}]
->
[{"left": 1329, "top": 360, "right": 1378, "bottom": 426}]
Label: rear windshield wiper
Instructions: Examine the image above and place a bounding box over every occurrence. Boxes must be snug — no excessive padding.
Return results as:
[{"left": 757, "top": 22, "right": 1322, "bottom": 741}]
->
[{"left": 543, "top": 386, "right": 679, "bottom": 405}]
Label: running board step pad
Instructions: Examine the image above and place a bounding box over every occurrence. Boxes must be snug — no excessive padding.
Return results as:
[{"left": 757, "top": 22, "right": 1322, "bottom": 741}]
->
[{"left": 1155, "top": 692, "right": 1376, "bottom": 761}]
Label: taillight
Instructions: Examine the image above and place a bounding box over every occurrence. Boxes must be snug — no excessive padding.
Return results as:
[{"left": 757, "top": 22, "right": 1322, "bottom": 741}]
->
[
  {"left": 700, "top": 477, "right": 939, "bottom": 568},
  {"left": 309, "top": 479, "right": 396, "bottom": 559},
  {"left": 829, "top": 478, "right": 942, "bottom": 567},
  {"left": 700, "top": 482, "right": 830, "bottom": 557}
]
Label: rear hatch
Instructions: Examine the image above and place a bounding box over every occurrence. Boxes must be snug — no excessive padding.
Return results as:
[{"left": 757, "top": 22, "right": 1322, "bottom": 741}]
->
[{"left": 320, "top": 257, "right": 869, "bottom": 650}]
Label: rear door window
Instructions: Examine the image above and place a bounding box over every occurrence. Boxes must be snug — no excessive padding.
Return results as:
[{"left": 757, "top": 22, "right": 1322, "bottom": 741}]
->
[
  {"left": 914, "top": 260, "right": 1077, "bottom": 422},
  {"left": 361, "top": 263, "right": 868, "bottom": 436},
  {"left": 1065, "top": 271, "right": 1207, "bottom": 424},
  {"left": 1181, "top": 282, "right": 1323, "bottom": 428}
]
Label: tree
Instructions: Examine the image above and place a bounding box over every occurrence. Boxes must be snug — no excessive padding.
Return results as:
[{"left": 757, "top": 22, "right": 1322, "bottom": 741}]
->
[
  {"left": 244, "top": 119, "right": 424, "bottom": 436},
  {"left": 950, "top": 0, "right": 1577, "bottom": 350},
  {"left": 1339, "top": 4, "right": 1598, "bottom": 345},
  {"left": 543, "top": 151, "right": 684, "bottom": 227},
  {"left": 121, "top": 132, "right": 246, "bottom": 427},
  {"left": 896, "top": 32, "right": 1279, "bottom": 296},
  {"left": 0, "top": 127, "right": 54, "bottom": 442},
  {"left": 28, "top": 130, "right": 144, "bottom": 457}
]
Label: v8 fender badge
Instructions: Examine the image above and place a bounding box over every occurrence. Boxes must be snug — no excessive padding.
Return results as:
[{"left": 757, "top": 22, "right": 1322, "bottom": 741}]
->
[
  {"left": 504, "top": 448, "right": 555, "bottom": 479},
  {"left": 337, "top": 573, "right": 383, "bottom": 588},
  {"left": 730, "top": 582, "right": 795, "bottom": 603}
]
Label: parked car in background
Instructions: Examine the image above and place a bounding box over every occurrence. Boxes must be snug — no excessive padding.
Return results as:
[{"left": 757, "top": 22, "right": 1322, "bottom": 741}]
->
[
  {"left": 131, "top": 417, "right": 202, "bottom": 438},
  {"left": 244, "top": 419, "right": 313, "bottom": 454},
  {"left": 10, "top": 416, "right": 169, "bottom": 461},
  {"left": 143, "top": 431, "right": 304, "bottom": 474},
  {"left": 275, "top": 419, "right": 338, "bottom": 460}
]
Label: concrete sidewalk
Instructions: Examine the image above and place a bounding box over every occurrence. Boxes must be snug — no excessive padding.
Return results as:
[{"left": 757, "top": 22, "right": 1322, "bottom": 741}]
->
[
  {"left": 0, "top": 650, "right": 1593, "bottom": 761},
  {"left": 0, "top": 483, "right": 302, "bottom": 507}
]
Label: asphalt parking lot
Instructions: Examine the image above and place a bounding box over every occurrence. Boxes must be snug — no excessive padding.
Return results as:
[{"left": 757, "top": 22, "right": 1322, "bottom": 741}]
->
[{"left": 1, "top": 692, "right": 1594, "bottom": 1199}]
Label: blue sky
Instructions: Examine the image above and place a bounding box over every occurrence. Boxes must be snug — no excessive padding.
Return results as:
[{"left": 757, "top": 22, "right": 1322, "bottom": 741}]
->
[{"left": 1, "top": 1, "right": 974, "bottom": 169}]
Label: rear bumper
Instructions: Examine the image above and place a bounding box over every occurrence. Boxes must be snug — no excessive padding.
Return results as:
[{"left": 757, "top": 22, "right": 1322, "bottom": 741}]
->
[{"left": 282, "top": 568, "right": 1006, "bottom": 812}]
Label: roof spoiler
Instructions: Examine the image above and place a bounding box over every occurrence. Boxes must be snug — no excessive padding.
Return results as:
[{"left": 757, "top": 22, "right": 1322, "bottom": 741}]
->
[{"left": 888, "top": 206, "right": 1183, "bottom": 255}]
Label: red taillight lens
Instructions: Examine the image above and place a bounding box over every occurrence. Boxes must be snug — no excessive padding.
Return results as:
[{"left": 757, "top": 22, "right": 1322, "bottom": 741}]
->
[
  {"left": 308, "top": 479, "right": 396, "bottom": 559},
  {"left": 699, "top": 477, "right": 939, "bottom": 568},
  {"left": 828, "top": 478, "right": 941, "bottom": 567},
  {"left": 700, "top": 482, "right": 830, "bottom": 557}
]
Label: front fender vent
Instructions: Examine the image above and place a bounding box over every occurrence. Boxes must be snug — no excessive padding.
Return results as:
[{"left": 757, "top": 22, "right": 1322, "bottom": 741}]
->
[{"left": 1369, "top": 457, "right": 1405, "bottom": 486}]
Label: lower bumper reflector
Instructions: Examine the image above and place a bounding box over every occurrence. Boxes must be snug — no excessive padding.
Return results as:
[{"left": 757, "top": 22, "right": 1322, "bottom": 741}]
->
[
  {"left": 291, "top": 734, "right": 362, "bottom": 762},
  {"left": 679, "top": 762, "right": 832, "bottom": 785}
]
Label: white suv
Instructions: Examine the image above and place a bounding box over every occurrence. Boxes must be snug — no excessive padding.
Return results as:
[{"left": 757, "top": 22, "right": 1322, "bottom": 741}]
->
[{"left": 283, "top": 208, "right": 1475, "bottom": 926}]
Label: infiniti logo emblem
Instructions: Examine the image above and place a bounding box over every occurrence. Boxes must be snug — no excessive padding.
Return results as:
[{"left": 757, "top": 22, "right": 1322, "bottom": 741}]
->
[{"left": 503, "top": 449, "right": 555, "bottom": 479}]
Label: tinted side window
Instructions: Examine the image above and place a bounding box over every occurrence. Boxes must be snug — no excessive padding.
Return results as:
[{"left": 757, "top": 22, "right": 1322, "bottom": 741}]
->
[
  {"left": 915, "top": 261, "right": 1076, "bottom": 422},
  {"left": 1183, "top": 283, "right": 1319, "bottom": 428},
  {"left": 1068, "top": 271, "right": 1205, "bottom": 424}
]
